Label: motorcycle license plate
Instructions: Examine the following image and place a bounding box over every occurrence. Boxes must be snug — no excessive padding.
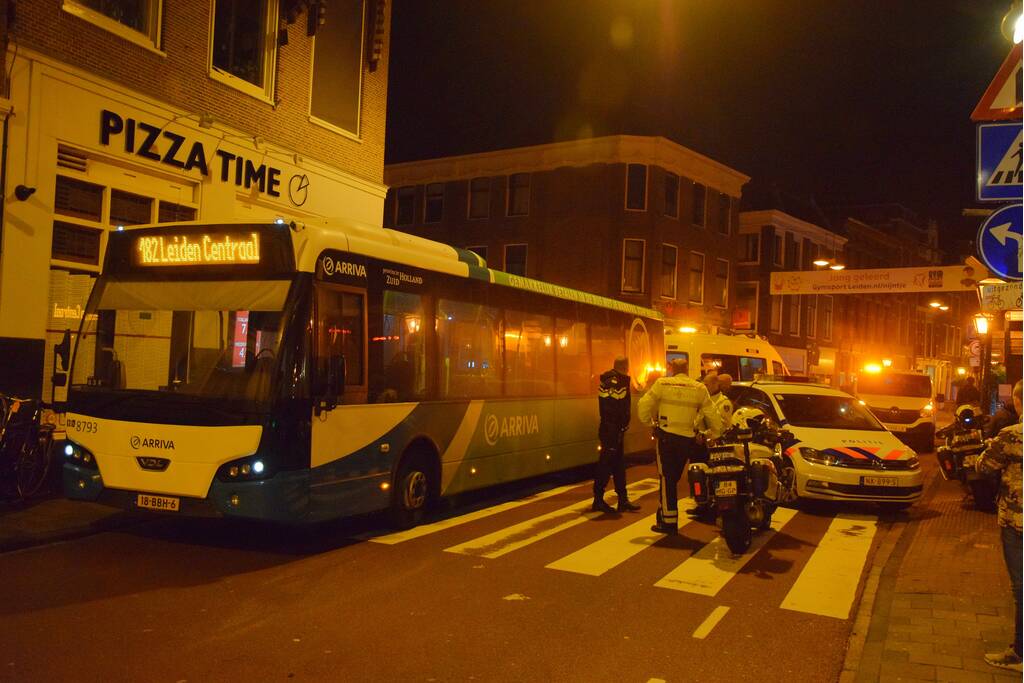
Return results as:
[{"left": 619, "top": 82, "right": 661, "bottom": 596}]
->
[
  {"left": 715, "top": 480, "right": 738, "bottom": 496},
  {"left": 136, "top": 494, "right": 180, "bottom": 512},
  {"left": 862, "top": 476, "right": 898, "bottom": 487},
  {"left": 888, "top": 424, "right": 907, "bottom": 432}
]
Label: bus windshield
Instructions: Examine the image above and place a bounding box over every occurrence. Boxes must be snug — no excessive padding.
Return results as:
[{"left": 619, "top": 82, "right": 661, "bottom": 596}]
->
[
  {"left": 856, "top": 373, "right": 932, "bottom": 398},
  {"left": 71, "top": 279, "right": 291, "bottom": 404}
]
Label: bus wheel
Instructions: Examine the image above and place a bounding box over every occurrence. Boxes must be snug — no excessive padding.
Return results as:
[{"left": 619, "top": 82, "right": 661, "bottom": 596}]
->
[{"left": 391, "top": 456, "right": 432, "bottom": 529}]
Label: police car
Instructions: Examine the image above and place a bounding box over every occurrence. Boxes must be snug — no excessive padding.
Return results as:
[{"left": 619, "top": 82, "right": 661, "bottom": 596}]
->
[{"left": 726, "top": 378, "right": 924, "bottom": 507}]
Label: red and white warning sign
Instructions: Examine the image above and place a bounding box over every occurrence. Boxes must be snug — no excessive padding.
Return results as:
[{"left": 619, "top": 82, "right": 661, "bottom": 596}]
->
[{"left": 972, "top": 43, "right": 1022, "bottom": 122}]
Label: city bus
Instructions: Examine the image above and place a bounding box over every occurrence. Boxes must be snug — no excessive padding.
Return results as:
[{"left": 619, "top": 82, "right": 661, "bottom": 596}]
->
[{"left": 56, "top": 219, "right": 663, "bottom": 525}]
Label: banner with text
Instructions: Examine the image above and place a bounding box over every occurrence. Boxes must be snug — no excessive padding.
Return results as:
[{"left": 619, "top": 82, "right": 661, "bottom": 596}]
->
[{"left": 770, "top": 266, "right": 979, "bottom": 295}]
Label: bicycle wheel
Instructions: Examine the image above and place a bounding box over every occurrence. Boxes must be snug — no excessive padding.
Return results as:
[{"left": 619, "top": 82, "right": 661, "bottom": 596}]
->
[{"left": 15, "top": 431, "right": 52, "bottom": 500}]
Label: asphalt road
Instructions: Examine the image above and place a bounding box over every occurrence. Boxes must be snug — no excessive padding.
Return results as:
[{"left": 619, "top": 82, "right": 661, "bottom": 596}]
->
[{"left": 0, "top": 461, "right": 903, "bottom": 683}]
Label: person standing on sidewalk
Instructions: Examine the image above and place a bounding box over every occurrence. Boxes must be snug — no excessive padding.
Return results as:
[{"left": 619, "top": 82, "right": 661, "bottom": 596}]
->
[
  {"left": 592, "top": 357, "right": 641, "bottom": 514},
  {"left": 977, "top": 379, "right": 1023, "bottom": 673},
  {"left": 638, "top": 358, "right": 722, "bottom": 535}
]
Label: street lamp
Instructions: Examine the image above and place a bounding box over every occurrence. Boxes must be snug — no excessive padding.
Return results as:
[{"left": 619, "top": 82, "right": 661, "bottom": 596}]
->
[
  {"left": 974, "top": 312, "right": 991, "bottom": 335},
  {"left": 974, "top": 312, "right": 994, "bottom": 412}
]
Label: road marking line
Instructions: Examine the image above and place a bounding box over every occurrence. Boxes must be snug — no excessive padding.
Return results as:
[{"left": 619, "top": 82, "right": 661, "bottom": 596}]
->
[
  {"left": 780, "top": 513, "right": 877, "bottom": 620},
  {"left": 546, "top": 501, "right": 696, "bottom": 576},
  {"left": 368, "top": 483, "right": 585, "bottom": 545},
  {"left": 444, "top": 479, "right": 660, "bottom": 559},
  {"left": 646, "top": 679, "right": 667, "bottom": 683},
  {"left": 692, "top": 605, "right": 730, "bottom": 639},
  {"left": 653, "top": 507, "right": 799, "bottom": 595}
]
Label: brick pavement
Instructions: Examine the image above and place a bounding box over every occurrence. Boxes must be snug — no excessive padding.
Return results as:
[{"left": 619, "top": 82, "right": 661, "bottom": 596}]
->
[{"left": 843, "top": 456, "right": 1019, "bottom": 683}]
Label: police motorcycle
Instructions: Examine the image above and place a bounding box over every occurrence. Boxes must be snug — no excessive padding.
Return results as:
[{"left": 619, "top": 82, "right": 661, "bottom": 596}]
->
[
  {"left": 687, "top": 407, "right": 791, "bottom": 554},
  {"left": 935, "top": 405, "right": 997, "bottom": 512}
]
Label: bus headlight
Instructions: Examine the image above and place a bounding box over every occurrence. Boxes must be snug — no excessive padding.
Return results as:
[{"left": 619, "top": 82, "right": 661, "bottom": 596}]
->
[
  {"left": 63, "top": 441, "right": 98, "bottom": 470},
  {"left": 216, "top": 456, "right": 272, "bottom": 482}
]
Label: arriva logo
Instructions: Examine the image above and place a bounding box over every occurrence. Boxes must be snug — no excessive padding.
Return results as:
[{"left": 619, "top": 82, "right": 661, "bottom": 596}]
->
[
  {"left": 483, "top": 413, "right": 540, "bottom": 446},
  {"left": 130, "top": 436, "right": 176, "bottom": 450},
  {"left": 321, "top": 256, "right": 366, "bottom": 278}
]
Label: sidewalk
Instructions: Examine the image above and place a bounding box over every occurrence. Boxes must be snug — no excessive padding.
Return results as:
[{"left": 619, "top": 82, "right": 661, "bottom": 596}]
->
[
  {"left": 842, "top": 457, "right": 1019, "bottom": 682},
  {"left": 0, "top": 496, "right": 135, "bottom": 553}
]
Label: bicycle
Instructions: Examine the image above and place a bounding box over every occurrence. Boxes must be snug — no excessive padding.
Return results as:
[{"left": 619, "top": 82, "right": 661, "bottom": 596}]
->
[{"left": 0, "top": 394, "right": 56, "bottom": 502}]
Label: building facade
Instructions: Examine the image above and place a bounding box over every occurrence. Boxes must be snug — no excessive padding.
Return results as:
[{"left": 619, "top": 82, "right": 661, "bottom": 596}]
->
[
  {"left": 382, "top": 136, "right": 749, "bottom": 332},
  {"left": 0, "top": 0, "right": 392, "bottom": 399}
]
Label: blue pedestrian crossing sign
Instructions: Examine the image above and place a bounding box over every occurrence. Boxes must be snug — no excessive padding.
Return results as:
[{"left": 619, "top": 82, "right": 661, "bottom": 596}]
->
[
  {"left": 977, "top": 203, "right": 1023, "bottom": 281},
  {"left": 977, "top": 123, "right": 1023, "bottom": 202}
]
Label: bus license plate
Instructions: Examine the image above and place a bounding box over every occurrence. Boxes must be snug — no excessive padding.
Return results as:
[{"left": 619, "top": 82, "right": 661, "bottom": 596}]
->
[
  {"left": 136, "top": 494, "right": 180, "bottom": 512},
  {"left": 862, "top": 476, "right": 898, "bottom": 487},
  {"left": 715, "top": 480, "right": 737, "bottom": 496}
]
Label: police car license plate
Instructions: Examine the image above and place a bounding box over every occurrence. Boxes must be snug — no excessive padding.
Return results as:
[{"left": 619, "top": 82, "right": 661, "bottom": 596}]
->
[
  {"left": 862, "top": 476, "right": 898, "bottom": 487},
  {"left": 715, "top": 480, "right": 738, "bottom": 496},
  {"left": 136, "top": 494, "right": 180, "bottom": 511}
]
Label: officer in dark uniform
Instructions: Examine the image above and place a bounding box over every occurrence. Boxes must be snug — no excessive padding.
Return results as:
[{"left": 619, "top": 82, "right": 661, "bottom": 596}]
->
[{"left": 593, "top": 357, "right": 642, "bottom": 513}]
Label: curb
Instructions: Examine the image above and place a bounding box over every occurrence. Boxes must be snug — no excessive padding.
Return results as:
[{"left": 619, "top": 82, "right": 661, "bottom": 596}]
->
[
  {"left": 0, "top": 511, "right": 140, "bottom": 554},
  {"left": 838, "top": 467, "right": 943, "bottom": 682}
]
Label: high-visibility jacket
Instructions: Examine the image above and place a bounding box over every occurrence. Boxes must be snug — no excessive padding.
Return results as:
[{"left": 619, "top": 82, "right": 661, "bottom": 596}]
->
[
  {"left": 638, "top": 374, "right": 722, "bottom": 439},
  {"left": 696, "top": 391, "right": 733, "bottom": 438}
]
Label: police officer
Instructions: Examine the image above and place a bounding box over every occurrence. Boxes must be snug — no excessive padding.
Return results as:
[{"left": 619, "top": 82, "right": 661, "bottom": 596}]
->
[
  {"left": 593, "top": 357, "right": 641, "bottom": 513},
  {"left": 689, "top": 371, "right": 732, "bottom": 517},
  {"left": 712, "top": 373, "right": 734, "bottom": 425},
  {"left": 639, "top": 358, "right": 722, "bottom": 535}
]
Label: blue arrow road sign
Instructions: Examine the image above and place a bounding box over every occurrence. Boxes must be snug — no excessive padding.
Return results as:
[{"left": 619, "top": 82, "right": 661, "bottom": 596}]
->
[
  {"left": 978, "top": 203, "right": 1023, "bottom": 281},
  {"left": 977, "top": 123, "right": 1023, "bottom": 202}
]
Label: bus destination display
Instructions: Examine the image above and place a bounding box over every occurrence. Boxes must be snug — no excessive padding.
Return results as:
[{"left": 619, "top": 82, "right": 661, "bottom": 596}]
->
[{"left": 135, "top": 232, "right": 261, "bottom": 266}]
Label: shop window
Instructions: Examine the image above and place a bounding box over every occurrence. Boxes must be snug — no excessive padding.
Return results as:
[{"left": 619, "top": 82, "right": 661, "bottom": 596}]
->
[
  {"left": 468, "top": 177, "right": 490, "bottom": 219},
  {"left": 424, "top": 183, "right": 444, "bottom": 223},
  {"left": 210, "top": 0, "right": 278, "bottom": 100},
  {"left": 395, "top": 187, "right": 415, "bottom": 226},
  {"left": 556, "top": 319, "right": 589, "bottom": 395},
  {"left": 688, "top": 251, "right": 705, "bottom": 304},
  {"left": 692, "top": 183, "right": 706, "bottom": 227},
  {"left": 310, "top": 0, "right": 365, "bottom": 135},
  {"left": 504, "top": 244, "right": 527, "bottom": 276},
  {"left": 660, "top": 244, "right": 677, "bottom": 299},
  {"left": 437, "top": 299, "right": 503, "bottom": 398},
  {"left": 507, "top": 173, "right": 530, "bottom": 216},
  {"left": 55, "top": 176, "right": 103, "bottom": 222},
  {"left": 504, "top": 310, "right": 554, "bottom": 397},
  {"left": 715, "top": 258, "right": 729, "bottom": 308},
  {"left": 663, "top": 172, "right": 679, "bottom": 218},
  {"left": 158, "top": 201, "right": 197, "bottom": 223},
  {"left": 369, "top": 291, "right": 426, "bottom": 403},
  {"left": 110, "top": 189, "right": 153, "bottom": 226},
  {"left": 52, "top": 222, "right": 102, "bottom": 265},
  {"left": 625, "top": 164, "right": 647, "bottom": 211},
  {"left": 621, "top": 239, "right": 645, "bottom": 293},
  {"left": 63, "top": 0, "right": 162, "bottom": 50}
]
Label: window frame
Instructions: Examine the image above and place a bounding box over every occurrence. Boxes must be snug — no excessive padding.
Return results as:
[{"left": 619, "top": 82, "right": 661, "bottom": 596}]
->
[
  {"left": 787, "top": 295, "right": 802, "bottom": 337},
  {"left": 394, "top": 187, "right": 416, "bottom": 227},
  {"left": 805, "top": 294, "right": 817, "bottom": 339},
  {"left": 821, "top": 295, "right": 834, "bottom": 341},
  {"left": 692, "top": 182, "right": 707, "bottom": 227},
  {"left": 307, "top": 0, "right": 366, "bottom": 139},
  {"left": 506, "top": 173, "right": 531, "bottom": 217},
  {"left": 735, "top": 281, "right": 759, "bottom": 331},
  {"left": 688, "top": 251, "right": 705, "bottom": 305},
  {"left": 423, "top": 183, "right": 444, "bottom": 224},
  {"left": 717, "top": 193, "right": 732, "bottom": 235},
  {"left": 63, "top": 0, "right": 164, "bottom": 54},
  {"left": 467, "top": 177, "right": 491, "bottom": 220},
  {"left": 208, "top": 0, "right": 279, "bottom": 103},
  {"left": 660, "top": 243, "right": 678, "bottom": 300},
  {"left": 624, "top": 163, "right": 648, "bottom": 212},
  {"left": 740, "top": 233, "right": 760, "bottom": 264},
  {"left": 772, "top": 233, "right": 784, "bottom": 267},
  {"left": 663, "top": 172, "right": 679, "bottom": 218},
  {"left": 714, "top": 258, "right": 730, "bottom": 309},
  {"left": 504, "top": 243, "right": 528, "bottom": 276},
  {"left": 621, "top": 238, "right": 646, "bottom": 294},
  {"left": 770, "top": 294, "right": 783, "bottom": 333}
]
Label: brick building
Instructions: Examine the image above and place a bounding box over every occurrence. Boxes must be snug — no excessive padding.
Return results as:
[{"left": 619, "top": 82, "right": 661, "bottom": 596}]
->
[
  {"left": 0, "top": 0, "right": 391, "bottom": 398},
  {"left": 382, "top": 135, "right": 749, "bottom": 331}
]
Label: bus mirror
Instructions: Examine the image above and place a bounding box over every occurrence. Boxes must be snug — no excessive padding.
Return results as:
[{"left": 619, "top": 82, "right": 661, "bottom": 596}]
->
[
  {"left": 54, "top": 329, "right": 71, "bottom": 372},
  {"left": 52, "top": 372, "right": 67, "bottom": 387},
  {"left": 316, "top": 354, "right": 345, "bottom": 414}
]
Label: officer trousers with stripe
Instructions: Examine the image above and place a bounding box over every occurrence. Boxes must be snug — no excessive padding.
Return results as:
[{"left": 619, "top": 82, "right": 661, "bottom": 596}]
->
[{"left": 655, "top": 430, "right": 697, "bottom": 530}]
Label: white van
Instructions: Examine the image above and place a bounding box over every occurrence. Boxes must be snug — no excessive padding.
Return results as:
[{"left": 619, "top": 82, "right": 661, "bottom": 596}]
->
[
  {"left": 664, "top": 330, "right": 790, "bottom": 381},
  {"left": 853, "top": 370, "right": 935, "bottom": 454}
]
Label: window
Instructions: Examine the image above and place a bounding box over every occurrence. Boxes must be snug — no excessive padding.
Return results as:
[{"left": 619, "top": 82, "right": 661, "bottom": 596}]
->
[
  {"left": 804, "top": 295, "right": 817, "bottom": 338},
  {"left": 210, "top": 0, "right": 277, "bottom": 100},
  {"left": 688, "top": 252, "right": 705, "bottom": 304},
  {"left": 621, "top": 239, "right": 645, "bottom": 293},
  {"left": 110, "top": 190, "right": 153, "bottom": 226},
  {"left": 424, "top": 183, "right": 444, "bottom": 223},
  {"left": 468, "top": 177, "right": 490, "bottom": 219},
  {"left": 395, "top": 187, "right": 415, "bottom": 227},
  {"left": 52, "top": 222, "right": 102, "bottom": 265},
  {"left": 505, "top": 311, "right": 554, "bottom": 396},
  {"left": 692, "top": 183, "right": 706, "bottom": 226},
  {"left": 821, "top": 295, "right": 833, "bottom": 341},
  {"left": 63, "top": 0, "right": 162, "bottom": 50},
  {"left": 741, "top": 234, "right": 760, "bottom": 263},
  {"left": 504, "top": 244, "right": 527, "bottom": 276},
  {"left": 625, "top": 164, "right": 647, "bottom": 211},
  {"left": 55, "top": 176, "right": 103, "bottom": 222},
  {"left": 310, "top": 0, "right": 365, "bottom": 135},
  {"left": 770, "top": 295, "right": 783, "bottom": 333},
  {"left": 508, "top": 173, "right": 530, "bottom": 216},
  {"left": 787, "top": 296, "right": 801, "bottom": 336},
  {"left": 773, "top": 233, "right": 784, "bottom": 267},
  {"left": 369, "top": 290, "right": 426, "bottom": 403},
  {"left": 158, "top": 201, "right": 197, "bottom": 223},
  {"left": 663, "top": 172, "right": 679, "bottom": 218},
  {"left": 786, "top": 237, "right": 800, "bottom": 270},
  {"left": 466, "top": 245, "right": 488, "bottom": 263},
  {"left": 591, "top": 323, "right": 624, "bottom": 388},
  {"left": 316, "top": 287, "right": 365, "bottom": 393},
  {"left": 714, "top": 258, "right": 729, "bottom": 308},
  {"left": 717, "top": 194, "right": 731, "bottom": 235},
  {"left": 660, "top": 244, "right": 678, "bottom": 299},
  {"left": 556, "top": 319, "right": 589, "bottom": 395},
  {"left": 734, "top": 282, "right": 758, "bottom": 330},
  {"left": 437, "top": 299, "right": 502, "bottom": 398}
]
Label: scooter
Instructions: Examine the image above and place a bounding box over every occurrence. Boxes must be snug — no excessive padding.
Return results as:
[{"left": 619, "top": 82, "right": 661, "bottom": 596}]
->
[
  {"left": 935, "top": 405, "right": 997, "bottom": 512},
  {"left": 687, "top": 416, "right": 791, "bottom": 554}
]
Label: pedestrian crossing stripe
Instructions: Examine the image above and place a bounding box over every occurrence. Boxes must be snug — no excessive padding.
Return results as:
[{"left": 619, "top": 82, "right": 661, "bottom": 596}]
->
[
  {"left": 443, "top": 479, "right": 660, "bottom": 559},
  {"left": 986, "top": 130, "right": 1023, "bottom": 187}
]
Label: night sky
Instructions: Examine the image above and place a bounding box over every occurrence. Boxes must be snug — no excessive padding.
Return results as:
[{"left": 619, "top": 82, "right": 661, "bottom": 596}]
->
[{"left": 385, "top": 1, "right": 1017, "bottom": 248}]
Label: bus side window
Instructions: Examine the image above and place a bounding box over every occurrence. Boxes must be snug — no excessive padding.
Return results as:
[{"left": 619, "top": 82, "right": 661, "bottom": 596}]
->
[
  {"left": 316, "top": 287, "right": 366, "bottom": 403},
  {"left": 700, "top": 353, "right": 739, "bottom": 379},
  {"left": 739, "top": 356, "right": 766, "bottom": 381},
  {"left": 772, "top": 360, "right": 784, "bottom": 376}
]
